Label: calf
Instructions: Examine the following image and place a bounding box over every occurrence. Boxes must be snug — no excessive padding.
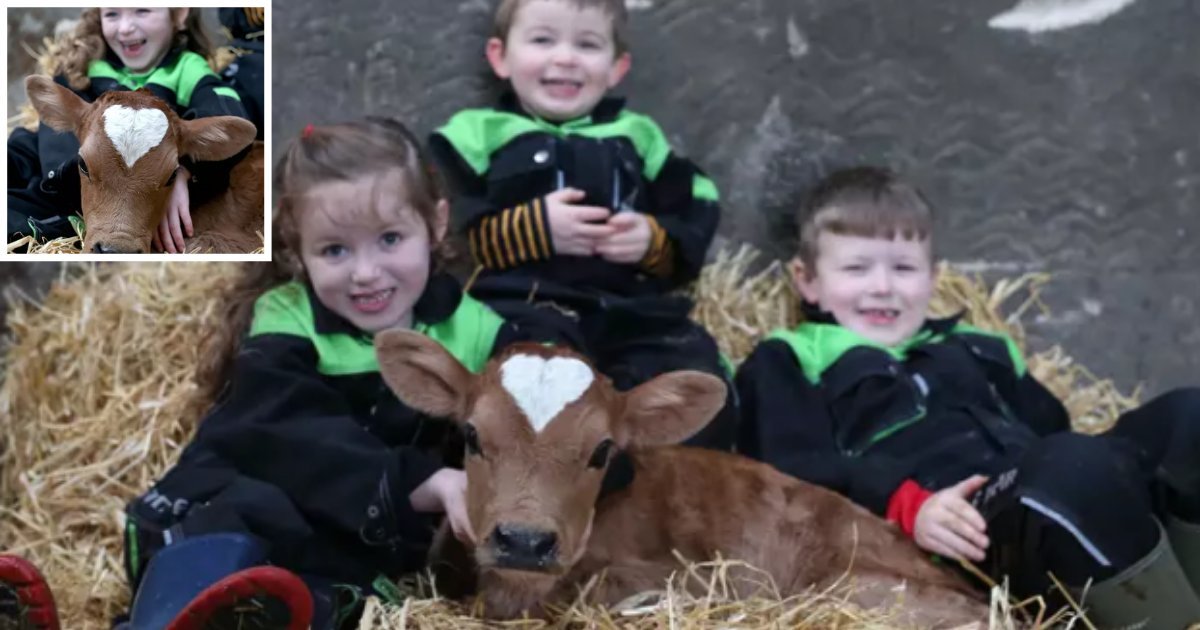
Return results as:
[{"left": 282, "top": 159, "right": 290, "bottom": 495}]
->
[
  {"left": 24, "top": 75, "right": 264, "bottom": 254},
  {"left": 376, "top": 331, "right": 990, "bottom": 627}
]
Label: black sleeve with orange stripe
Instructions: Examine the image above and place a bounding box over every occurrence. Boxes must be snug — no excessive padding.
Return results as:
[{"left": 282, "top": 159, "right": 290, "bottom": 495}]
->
[
  {"left": 467, "top": 198, "right": 555, "bottom": 270},
  {"left": 638, "top": 214, "right": 675, "bottom": 278},
  {"left": 428, "top": 134, "right": 556, "bottom": 270},
  {"left": 642, "top": 153, "right": 720, "bottom": 288}
]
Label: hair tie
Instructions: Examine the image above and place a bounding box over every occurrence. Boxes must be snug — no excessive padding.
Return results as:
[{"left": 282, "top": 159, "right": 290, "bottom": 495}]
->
[{"left": 302, "top": 124, "right": 315, "bottom": 139}]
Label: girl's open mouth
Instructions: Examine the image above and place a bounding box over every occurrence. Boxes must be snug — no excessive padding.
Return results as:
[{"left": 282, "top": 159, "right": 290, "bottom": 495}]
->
[{"left": 122, "top": 39, "right": 147, "bottom": 56}]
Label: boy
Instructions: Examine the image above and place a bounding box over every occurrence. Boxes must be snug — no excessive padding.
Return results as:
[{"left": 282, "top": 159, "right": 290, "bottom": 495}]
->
[
  {"left": 735, "top": 167, "right": 1200, "bottom": 627},
  {"left": 429, "top": 0, "right": 736, "bottom": 450}
]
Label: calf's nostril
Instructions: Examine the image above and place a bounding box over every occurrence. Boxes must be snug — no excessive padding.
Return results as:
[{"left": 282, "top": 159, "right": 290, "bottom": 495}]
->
[
  {"left": 490, "top": 524, "right": 558, "bottom": 560},
  {"left": 531, "top": 532, "right": 558, "bottom": 558}
]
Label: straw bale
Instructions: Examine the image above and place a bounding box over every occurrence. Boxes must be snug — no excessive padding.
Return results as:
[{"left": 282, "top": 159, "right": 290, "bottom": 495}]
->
[{"left": 0, "top": 250, "right": 1135, "bottom": 629}]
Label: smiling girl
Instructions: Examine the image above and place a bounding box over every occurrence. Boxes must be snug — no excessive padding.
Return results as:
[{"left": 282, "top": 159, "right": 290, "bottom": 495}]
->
[{"left": 7, "top": 8, "right": 249, "bottom": 253}]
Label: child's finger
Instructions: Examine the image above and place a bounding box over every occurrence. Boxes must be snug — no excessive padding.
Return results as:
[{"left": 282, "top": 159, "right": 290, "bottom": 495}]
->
[
  {"left": 169, "top": 209, "right": 185, "bottom": 253},
  {"left": 606, "top": 212, "right": 638, "bottom": 230},
  {"left": 181, "top": 203, "right": 194, "bottom": 238},
  {"left": 953, "top": 500, "right": 988, "bottom": 534},
  {"left": 573, "top": 205, "right": 613, "bottom": 223},
  {"left": 575, "top": 223, "right": 617, "bottom": 239},
  {"left": 950, "top": 513, "right": 989, "bottom": 549},
  {"left": 547, "top": 187, "right": 586, "bottom": 204},
  {"left": 160, "top": 222, "right": 176, "bottom": 254},
  {"left": 954, "top": 475, "right": 990, "bottom": 499},
  {"left": 938, "top": 528, "right": 984, "bottom": 562}
]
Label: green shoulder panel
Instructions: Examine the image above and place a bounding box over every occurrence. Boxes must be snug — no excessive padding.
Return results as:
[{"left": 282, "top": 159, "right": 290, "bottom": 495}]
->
[
  {"left": 436, "top": 108, "right": 676, "bottom": 182},
  {"left": 435, "top": 109, "right": 545, "bottom": 176},
  {"left": 952, "top": 323, "right": 1028, "bottom": 377},
  {"left": 212, "top": 86, "right": 241, "bottom": 101},
  {"left": 415, "top": 294, "right": 504, "bottom": 374},
  {"left": 248, "top": 282, "right": 378, "bottom": 376},
  {"left": 249, "top": 283, "right": 505, "bottom": 377},
  {"left": 147, "top": 50, "right": 217, "bottom": 107},
  {"left": 766, "top": 323, "right": 901, "bottom": 384},
  {"left": 693, "top": 174, "right": 719, "bottom": 202},
  {"left": 572, "top": 110, "right": 671, "bottom": 180}
]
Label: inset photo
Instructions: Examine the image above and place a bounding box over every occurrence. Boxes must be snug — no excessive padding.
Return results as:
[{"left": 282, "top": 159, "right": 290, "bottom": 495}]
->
[{"left": 6, "top": 7, "right": 266, "bottom": 257}]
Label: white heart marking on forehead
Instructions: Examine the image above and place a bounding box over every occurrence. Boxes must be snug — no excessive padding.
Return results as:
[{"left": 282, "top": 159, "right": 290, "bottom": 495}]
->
[
  {"left": 102, "top": 105, "right": 169, "bottom": 168},
  {"left": 500, "top": 354, "right": 594, "bottom": 433}
]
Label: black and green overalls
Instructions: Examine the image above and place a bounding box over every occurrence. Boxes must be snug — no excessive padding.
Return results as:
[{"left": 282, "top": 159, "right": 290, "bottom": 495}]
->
[
  {"left": 736, "top": 306, "right": 1200, "bottom": 603},
  {"left": 429, "top": 92, "right": 737, "bottom": 450},
  {"left": 8, "top": 47, "right": 249, "bottom": 243}
]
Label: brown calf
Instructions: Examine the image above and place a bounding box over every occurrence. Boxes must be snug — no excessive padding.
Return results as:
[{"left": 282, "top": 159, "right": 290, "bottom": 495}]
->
[
  {"left": 376, "top": 331, "right": 989, "bottom": 627},
  {"left": 24, "top": 76, "right": 263, "bottom": 254}
]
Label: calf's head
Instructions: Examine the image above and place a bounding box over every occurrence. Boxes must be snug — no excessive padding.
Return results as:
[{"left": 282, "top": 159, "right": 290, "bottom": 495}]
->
[
  {"left": 24, "top": 76, "right": 256, "bottom": 253},
  {"left": 377, "top": 331, "right": 726, "bottom": 580}
]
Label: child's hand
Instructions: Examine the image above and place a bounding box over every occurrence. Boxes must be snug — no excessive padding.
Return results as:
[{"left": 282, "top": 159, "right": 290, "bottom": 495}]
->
[
  {"left": 153, "top": 166, "right": 193, "bottom": 253},
  {"left": 596, "top": 212, "right": 652, "bottom": 264},
  {"left": 913, "top": 475, "right": 990, "bottom": 562},
  {"left": 409, "top": 467, "right": 476, "bottom": 545},
  {"left": 545, "top": 187, "right": 615, "bottom": 256}
]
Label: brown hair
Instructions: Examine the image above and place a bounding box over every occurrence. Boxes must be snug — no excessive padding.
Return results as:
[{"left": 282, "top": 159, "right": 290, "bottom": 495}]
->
[
  {"left": 196, "top": 117, "right": 449, "bottom": 399},
  {"left": 797, "top": 167, "right": 935, "bottom": 271},
  {"left": 53, "top": 8, "right": 216, "bottom": 91},
  {"left": 493, "top": 0, "right": 630, "bottom": 55}
]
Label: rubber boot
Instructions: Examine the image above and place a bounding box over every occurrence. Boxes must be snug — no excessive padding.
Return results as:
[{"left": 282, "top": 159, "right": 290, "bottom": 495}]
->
[
  {"left": 1166, "top": 515, "right": 1200, "bottom": 597},
  {"left": 1080, "top": 521, "right": 1200, "bottom": 629},
  {"left": 0, "top": 556, "right": 59, "bottom": 630},
  {"left": 126, "top": 533, "right": 312, "bottom": 630}
]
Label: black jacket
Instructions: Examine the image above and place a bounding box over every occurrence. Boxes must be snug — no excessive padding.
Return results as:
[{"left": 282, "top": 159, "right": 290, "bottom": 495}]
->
[
  {"left": 429, "top": 93, "right": 720, "bottom": 297},
  {"left": 736, "top": 309, "right": 1070, "bottom": 516},
  {"left": 125, "top": 274, "right": 507, "bottom": 584}
]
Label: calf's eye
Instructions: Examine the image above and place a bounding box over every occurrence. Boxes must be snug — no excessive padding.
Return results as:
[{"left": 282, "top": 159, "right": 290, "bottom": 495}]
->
[
  {"left": 587, "top": 438, "right": 615, "bottom": 469},
  {"left": 463, "top": 424, "right": 483, "bottom": 456}
]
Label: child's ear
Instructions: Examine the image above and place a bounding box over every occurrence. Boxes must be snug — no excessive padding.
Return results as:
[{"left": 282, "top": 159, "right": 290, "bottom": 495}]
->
[
  {"left": 433, "top": 199, "right": 450, "bottom": 243},
  {"left": 607, "top": 52, "right": 632, "bottom": 88},
  {"left": 485, "top": 37, "right": 510, "bottom": 80},
  {"left": 789, "top": 256, "right": 820, "bottom": 304}
]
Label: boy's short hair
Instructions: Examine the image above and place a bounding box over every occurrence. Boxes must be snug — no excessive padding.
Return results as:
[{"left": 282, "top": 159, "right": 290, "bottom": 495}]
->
[
  {"left": 797, "top": 167, "right": 935, "bottom": 269},
  {"left": 493, "top": 0, "right": 630, "bottom": 55}
]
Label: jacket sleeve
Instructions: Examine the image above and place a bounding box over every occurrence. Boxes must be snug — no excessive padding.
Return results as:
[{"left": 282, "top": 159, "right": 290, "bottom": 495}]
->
[
  {"left": 961, "top": 330, "right": 1071, "bottom": 437},
  {"left": 640, "top": 150, "right": 720, "bottom": 286},
  {"left": 735, "top": 339, "right": 915, "bottom": 516},
  {"left": 197, "top": 333, "right": 443, "bottom": 547},
  {"left": 998, "top": 372, "right": 1071, "bottom": 436},
  {"left": 428, "top": 132, "right": 555, "bottom": 270},
  {"left": 184, "top": 73, "right": 249, "bottom": 122},
  {"left": 176, "top": 51, "right": 248, "bottom": 121}
]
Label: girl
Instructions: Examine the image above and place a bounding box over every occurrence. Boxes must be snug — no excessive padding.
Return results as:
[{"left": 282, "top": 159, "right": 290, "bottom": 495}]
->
[
  {"left": 7, "top": 8, "right": 250, "bottom": 253},
  {"left": 105, "top": 118, "right": 505, "bottom": 629}
]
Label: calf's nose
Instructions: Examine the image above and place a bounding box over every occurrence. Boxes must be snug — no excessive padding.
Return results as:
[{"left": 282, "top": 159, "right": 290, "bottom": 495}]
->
[
  {"left": 490, "top": 524, "right": 558, "bottom": 567},
  {"left": 92, "top": 242, "right": 143, "bottom": 254}
]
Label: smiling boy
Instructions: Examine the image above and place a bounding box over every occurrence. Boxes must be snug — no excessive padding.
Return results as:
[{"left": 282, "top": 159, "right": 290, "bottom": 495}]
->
[
  {"left": 429, "top": 0, "right": 737, "bottom": 450},
  {"left": 735, "top": 166, "right": 1200, "bottom": 627}
]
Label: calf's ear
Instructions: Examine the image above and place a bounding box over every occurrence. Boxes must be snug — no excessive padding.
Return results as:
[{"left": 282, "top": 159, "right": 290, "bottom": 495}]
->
[
  {"left": 376, "top": 329, "right": 474, "bottom": 421},
  {"left": 25, "top": 76, "right": 88, "bottom": 134},
  {"left": 613, "top": 371, "right": 726, "bottom": 448},
  {"left": 178, "top": 115, "right": 256, "bottom": 162}
]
